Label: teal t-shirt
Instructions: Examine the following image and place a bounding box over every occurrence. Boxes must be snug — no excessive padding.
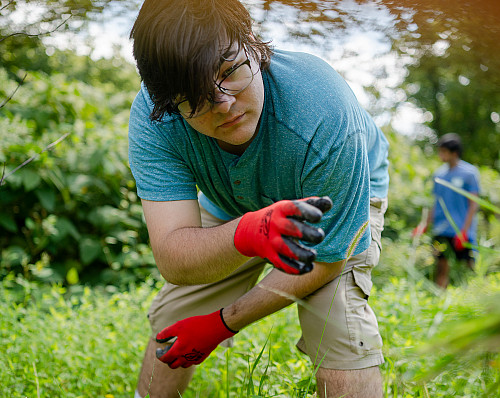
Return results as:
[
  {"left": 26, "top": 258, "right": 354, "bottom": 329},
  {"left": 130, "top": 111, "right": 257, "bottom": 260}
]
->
[{"left": 128, "top": 49, "right": 389, "bottom": 262}]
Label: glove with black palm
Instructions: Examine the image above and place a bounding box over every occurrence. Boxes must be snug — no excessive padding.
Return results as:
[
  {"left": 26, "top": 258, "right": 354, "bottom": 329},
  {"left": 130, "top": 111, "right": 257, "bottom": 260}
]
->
[{"left": 234, "top": 196, "right": 333, "bottom": 274}]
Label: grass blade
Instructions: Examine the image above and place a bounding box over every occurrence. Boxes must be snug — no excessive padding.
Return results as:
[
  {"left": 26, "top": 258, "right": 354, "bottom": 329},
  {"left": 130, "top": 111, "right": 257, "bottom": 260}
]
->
[{"left": 435, "top": 177, "right": 500, "bottom": 214}]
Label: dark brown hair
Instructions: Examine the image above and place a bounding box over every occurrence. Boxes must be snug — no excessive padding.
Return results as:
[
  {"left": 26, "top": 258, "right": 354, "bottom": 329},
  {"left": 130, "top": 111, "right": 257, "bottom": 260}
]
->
[
  {"left": 438, "top": 133, "right": 463, "bottom": 156},
  {"left": 130, "top": 0, "right": 273, "bottom": 121}
]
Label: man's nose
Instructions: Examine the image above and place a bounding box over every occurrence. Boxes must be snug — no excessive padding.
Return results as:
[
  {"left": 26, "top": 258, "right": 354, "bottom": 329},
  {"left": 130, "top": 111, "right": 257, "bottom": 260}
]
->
[{"left": 211, "top": 92, "right": 236, "bottom": 114}]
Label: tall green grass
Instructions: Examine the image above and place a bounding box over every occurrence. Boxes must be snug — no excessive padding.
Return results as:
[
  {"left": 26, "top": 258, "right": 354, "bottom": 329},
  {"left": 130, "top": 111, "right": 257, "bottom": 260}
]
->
[
  {"left": 1, "top": 277, "right": 153, "bottom": 398},
  {"left": 2, "top": 257, "right": 499, "bottom": 397},
  {"left": 2, "top": 184, "right": 499, "bottom": 397}
]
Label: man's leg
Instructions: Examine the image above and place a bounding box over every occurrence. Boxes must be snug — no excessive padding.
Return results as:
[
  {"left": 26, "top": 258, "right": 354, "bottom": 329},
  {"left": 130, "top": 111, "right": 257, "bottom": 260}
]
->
[
  {"left": 135, "top": 203, "right": 266, "bottom": 397},
  {"left": 297, "top": 270, "right": 384, "bottom": 398},
  {"left": 297, "top": 199, "right": 387, "bottom": 398},
  {"left": 435, "top": 257, "right": 449, "bottom": 288},
  {"left": 136, "top": 337, "right": 195, "bottom": 398},
  {"left": 316, "top": 366, "right": 383, "bottom": 398}
]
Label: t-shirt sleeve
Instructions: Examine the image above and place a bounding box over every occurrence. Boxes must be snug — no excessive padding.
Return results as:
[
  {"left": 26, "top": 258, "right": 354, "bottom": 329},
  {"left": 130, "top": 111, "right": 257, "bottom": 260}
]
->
[
  {"left": 128, "top": 89, "right": 198, "bottom": 201},
  {"left": 432, "top": 165, "right": 446, "bottom": 196},
  {"left": 465, "top": 168, "right": 480, "bottom": 194},
  {"left": 300, "top": 130, "right": 371, "bottom": 263}
]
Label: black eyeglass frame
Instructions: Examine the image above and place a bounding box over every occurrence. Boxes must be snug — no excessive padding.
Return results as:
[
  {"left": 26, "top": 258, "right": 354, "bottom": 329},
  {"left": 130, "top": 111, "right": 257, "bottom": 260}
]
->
[{"left": 176, "top": 55, "right": 258, "bottom": 118}]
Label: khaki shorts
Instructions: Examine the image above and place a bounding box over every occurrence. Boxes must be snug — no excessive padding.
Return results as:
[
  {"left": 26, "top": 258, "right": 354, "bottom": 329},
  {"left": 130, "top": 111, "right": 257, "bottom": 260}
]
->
[{"left": 147, "top": 198, "right": 387, "bottom": 370}]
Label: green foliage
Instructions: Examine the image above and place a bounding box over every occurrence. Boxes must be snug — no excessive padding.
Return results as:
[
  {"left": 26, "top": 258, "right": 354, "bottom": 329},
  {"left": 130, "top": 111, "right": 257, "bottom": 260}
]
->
[
  {"left": 0, "top": 0, "right": 131, "bottom": 81},
  {"left": 374, "top": 274, "right": 500, "bottom": 398},
  {"left": 0, "top": 50, "right": 156, "bottom": 286}
]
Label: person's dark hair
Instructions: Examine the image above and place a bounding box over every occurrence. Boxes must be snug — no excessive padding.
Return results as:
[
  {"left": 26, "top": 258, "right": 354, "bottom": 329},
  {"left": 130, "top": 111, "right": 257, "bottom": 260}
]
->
[
  {"left": 130, "top": 0, "right": 273, "bottom": 121},
  {"left": 437, "top": 133, "right": 463, "bottom": 156}
]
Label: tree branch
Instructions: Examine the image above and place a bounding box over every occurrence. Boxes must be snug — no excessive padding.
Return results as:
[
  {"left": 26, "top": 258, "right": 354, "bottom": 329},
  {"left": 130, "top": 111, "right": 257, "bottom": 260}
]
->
[
  {"left": 0, "top": 72, "right": 27, "bottom": 109},
  {"left": 0, "top": 0, "right": 14, "bottom": 12},
  {"left": 0, "top": 14, "right": 73, "bottom": 43},
  {"left": 0, "top": 132, "right": 71, "bottom": 187}
]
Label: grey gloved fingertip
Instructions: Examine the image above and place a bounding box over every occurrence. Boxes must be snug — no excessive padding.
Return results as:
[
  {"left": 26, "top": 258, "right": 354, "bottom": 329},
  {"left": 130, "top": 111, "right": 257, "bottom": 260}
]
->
[
  {"left": 316, "top": 196, "right": 333, "bottom": 213},
  {"left": 297, "top": 259, "right": 314, "bottom": 274},
  {"left": 317, "top": 227, "right": 325, "bottom": 242},
  {"left": 302, "top": 226, "right": 325, "bottom": 244},
  {"left": 323, "top": 196, "right": 333, "bottom": 209},
  {"left": 156, "top": 347, "right": 169, "bottom": 359}
]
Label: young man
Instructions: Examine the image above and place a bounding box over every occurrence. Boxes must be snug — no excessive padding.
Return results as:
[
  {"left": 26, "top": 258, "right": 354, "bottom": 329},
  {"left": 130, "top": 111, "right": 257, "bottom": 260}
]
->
[
  {"left": 416, "top": 133, "right": 480, "bottom": 288},
  {"left": 128, "top": 1, "right": 389, "bottom": 397}
]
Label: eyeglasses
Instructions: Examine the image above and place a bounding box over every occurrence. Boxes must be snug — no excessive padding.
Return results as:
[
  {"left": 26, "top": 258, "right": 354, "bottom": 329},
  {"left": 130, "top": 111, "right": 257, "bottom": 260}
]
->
[{"left": 177, "top": 58, "right": 256, "bottom": 118}]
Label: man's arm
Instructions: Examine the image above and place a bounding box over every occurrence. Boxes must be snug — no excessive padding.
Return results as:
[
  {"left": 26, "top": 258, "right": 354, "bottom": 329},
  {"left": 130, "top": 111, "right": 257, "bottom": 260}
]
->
[
  {"left": 222, "top": 260, "right": 345, "bottom": 330},
  {"left": 142, "top": 198, "right": 248, "bottom": 285},
  {"left": 142, "top": 196, "right": 330, "bottom": 285},
  {"left": 155, "top": 258, "right": 345, "bottom": 368},
  {"left": 462, "top": 196, "right": 479, "bottom": 232}
]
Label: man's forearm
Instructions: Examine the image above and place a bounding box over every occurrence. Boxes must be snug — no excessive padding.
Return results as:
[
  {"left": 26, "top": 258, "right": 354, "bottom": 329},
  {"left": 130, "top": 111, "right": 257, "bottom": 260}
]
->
[
  {"left": 222, "top": 260, "right": 344, "bottom": 331},
  {"left": 427, "top": 206, "right": 435, "bottom": 228},
  {"left": 154, "top": 219, "right": 248, "bottom": 285},
  {"left": 462, "top": 199, "right": 479, "bottom": 232}
]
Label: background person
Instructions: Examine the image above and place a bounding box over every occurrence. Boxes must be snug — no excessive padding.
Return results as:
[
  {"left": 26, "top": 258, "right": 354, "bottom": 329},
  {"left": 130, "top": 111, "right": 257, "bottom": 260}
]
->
[
  {"left": 414, "top": 133, "right": 480, "bottom": 288},
  {"left": 128, "top": 0, "right": 389, "bottom": 397}
]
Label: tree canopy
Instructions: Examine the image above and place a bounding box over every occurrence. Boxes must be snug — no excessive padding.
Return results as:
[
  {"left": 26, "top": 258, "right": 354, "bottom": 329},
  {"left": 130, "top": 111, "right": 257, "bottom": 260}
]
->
[
  {"left": 250, "top": 0, "right": 500, "bottom": 168},
  {"left": 388, "top": 0, "right": 500, "bottom": 168}
]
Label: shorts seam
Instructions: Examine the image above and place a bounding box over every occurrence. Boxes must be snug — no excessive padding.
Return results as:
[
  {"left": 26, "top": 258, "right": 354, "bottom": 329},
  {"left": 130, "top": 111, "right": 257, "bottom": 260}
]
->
[
  {"left": 345, "top": 272, "right": 365, "bottom": 355},
  {"left": 318, "top": 352, "right": 384, "bottom": 370}
]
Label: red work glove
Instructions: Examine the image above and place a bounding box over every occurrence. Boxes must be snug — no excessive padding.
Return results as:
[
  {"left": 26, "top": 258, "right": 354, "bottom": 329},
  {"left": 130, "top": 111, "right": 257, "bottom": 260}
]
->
[
  {"left": 155, "top": 309, "right": 236, "bottom": 369},
  {"left": 453, "top": 230, "right": 468, "bottom": 251},
  {"left": 412, "top": 224, "right": 427, "bottom": 238},
  {"left": 234, "top": 196, "right": 333, "bottom": 275}
]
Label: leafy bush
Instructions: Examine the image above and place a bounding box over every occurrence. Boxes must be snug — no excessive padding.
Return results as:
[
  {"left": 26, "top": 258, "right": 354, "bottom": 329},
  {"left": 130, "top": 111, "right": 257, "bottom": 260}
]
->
[
  {"left": 0, "top": 53, "right": 158, "bottom": 287},
  {"left": 374, "top": 274, "right": 500, "bottom": 398}
]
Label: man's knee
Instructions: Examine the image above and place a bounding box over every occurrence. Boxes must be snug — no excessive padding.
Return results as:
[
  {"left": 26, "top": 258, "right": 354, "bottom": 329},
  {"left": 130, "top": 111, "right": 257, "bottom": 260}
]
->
[{"left": 315, "top": 366, "right": 382, "bottom": 398}]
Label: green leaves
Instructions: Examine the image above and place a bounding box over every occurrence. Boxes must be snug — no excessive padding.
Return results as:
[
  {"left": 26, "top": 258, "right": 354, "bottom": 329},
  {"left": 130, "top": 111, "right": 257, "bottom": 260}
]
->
[
  {"left": 0, "top": 278, "right": 155, "bottom": 397},
  {"left": 19, "top": 168, "right": 41, "bottom": 191},
  {"left": 35, "top": 188, "right": 56, "bottom": 212},
  {"left": 0, "top": 47, "right": 149, "bottom": 286},
  {"left": 0, "top": 212, "right": 17, "bottom": 232},
  {"left": 79, "top": 237, "right": 102, "bottom": 265}
]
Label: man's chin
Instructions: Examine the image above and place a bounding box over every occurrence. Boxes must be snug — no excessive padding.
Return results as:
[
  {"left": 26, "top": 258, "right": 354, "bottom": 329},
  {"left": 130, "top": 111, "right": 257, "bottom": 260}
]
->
[{"left": 217, "top": 133, "right": 255, "bottom": 153}]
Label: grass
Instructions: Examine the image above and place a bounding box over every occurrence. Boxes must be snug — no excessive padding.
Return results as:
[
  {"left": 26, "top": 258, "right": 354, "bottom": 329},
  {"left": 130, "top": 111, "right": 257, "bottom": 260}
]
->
[
  {"left": 0, "top": 277, "right": 154, "bottom": 398},
  {"left": 2, "top": 261, "right": 500, "bottom": 397}
]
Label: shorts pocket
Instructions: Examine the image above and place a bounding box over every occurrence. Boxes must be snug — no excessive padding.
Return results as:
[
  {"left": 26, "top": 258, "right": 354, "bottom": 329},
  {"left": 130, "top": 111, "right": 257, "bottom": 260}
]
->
[
  {"left": 353, "top": 267, "right": 373, "bottom": 298},
  {"left": 365, "top": 203, "right": 384, "bottom": 268},
  {"left": 345, "top": 272, "right": 383, "bottom": 355},
  {"left": 364, "top": 230, "right": 381, "bottom": 269}
]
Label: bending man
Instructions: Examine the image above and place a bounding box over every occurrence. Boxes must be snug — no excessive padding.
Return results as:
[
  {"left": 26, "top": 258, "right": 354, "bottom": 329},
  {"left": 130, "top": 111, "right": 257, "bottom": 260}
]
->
[{"left": 128, "top": 1, "right": 390, "bottom": 396}]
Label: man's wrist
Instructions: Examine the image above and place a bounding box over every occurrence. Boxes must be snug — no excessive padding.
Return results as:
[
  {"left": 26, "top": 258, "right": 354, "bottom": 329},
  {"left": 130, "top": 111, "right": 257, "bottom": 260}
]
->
[
  {"left": 221, "top": 306, "right": 246, "bottom": 332},
  {"left": 219, "top": 308, "right": 239, "bottom": 334}
]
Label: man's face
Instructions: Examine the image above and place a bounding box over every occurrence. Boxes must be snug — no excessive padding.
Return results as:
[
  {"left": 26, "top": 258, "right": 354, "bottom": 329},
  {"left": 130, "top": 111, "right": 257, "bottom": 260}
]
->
[
  {"left": 181, "top": 44, "right": 265, "bottom": 151},
  {"left": 438, "top": 147, "right": 454, "bottom": 163}
]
